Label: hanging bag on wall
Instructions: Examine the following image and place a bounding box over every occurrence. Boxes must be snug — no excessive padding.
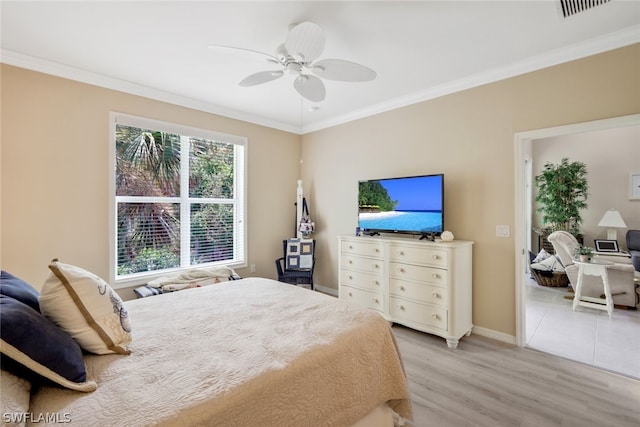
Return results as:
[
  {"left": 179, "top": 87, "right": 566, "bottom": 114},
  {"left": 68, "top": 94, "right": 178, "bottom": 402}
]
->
[{"left": 298, "top": 198, "right": 315, "bottom": 237}]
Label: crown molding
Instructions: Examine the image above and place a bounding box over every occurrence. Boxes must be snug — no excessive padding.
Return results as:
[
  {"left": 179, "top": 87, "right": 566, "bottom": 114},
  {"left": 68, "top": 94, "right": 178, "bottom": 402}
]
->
[
  {"left": 0, "top": 49, "right": 301, "bottom": 134},
  {"left": 302, "top": 25, "right": 640, "bottom": 134},
  {"left": 2, "top": 24, "right": 637, "bottom": 136}
]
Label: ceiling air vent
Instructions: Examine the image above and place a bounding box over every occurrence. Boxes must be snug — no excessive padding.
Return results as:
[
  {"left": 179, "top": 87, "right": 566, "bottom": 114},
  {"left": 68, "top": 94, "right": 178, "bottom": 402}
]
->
[{"left": 559, "top": 0, "right": 612, "bottom": 18}]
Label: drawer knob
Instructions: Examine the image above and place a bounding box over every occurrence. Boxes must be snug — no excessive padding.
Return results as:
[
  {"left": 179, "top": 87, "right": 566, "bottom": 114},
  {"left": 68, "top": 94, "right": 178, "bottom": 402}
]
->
[
  {"left": 432, "top": 273, "right": 439, "bottom": 279},
  {"left": 399, "top": 251, "right": 405, "bottom": 256},
  {"left": 372, "top": 298, "right": 379, "bottom": 304},
  {"left": 399, "top": 268, "right": 405, "bottom": 273},
  {"left": 348, "top": 275, "right": 353, "bottom": 280},
  {"left": 349, "top": 245, "right": 353, "bottom": 249},
  {"left": 432, "top": 291, "right": 439, "bottom": 298},
  {"left": 373, "top": 248, "right": 379, "bottom": 253},
  {"left": 400, "top": 286, "right": 405, "bottom": 291},
  {"left": 431, "top": 313, "right": 439, "bottom": 319},
  {"left": 348, "top": 260, "right": 353, "bottom": 264},
  {"left": 398, "top": 304, "right": 405, "bottom": 311},
  {"left": 373, "top": 280, "right": 379, "bottom": 286},
  {"left": 348, "top": 292, "right": 353, "bottom": 297},
  {"left": 432, "top": 255, "right": 439, "bottom": 260},
  {"left": 373, "top": 263, "right": 379, "bottom": 269}
]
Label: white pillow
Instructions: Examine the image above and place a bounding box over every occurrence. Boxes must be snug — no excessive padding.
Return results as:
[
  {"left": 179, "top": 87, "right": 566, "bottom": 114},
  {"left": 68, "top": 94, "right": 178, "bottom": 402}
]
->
[
  {"left": 531, "top": 255, "right": 565, "bottom": 272},
  {"left": 0, "top": 370, "right": 30, "bottom": 427},
  {"left": 532, "top": 249, "right": 551, "bottom": 263},
  {"left": 39, "top": 260, "right": 132, "bottom": 355}
]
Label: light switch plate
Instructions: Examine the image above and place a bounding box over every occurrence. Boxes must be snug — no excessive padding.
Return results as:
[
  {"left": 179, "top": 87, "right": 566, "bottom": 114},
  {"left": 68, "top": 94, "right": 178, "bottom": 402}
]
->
[{"left": 496, "top": 225, "right": 510, "bottom": 237}]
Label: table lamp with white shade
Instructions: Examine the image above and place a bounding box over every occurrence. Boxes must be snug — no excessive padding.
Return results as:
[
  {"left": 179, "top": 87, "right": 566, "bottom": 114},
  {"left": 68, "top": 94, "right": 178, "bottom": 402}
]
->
[{"left": 597, "top": 209, "right": 627, "bottom": 241}]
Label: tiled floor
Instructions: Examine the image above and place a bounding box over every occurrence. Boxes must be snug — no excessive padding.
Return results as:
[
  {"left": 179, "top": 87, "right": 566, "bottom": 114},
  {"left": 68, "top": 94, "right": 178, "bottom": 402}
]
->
[{"left": 525, "top": 275, "right": 640, "bottom": 379}]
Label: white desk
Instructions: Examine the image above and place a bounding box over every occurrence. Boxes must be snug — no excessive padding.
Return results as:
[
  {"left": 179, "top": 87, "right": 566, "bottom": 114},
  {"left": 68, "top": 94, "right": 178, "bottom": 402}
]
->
[{"left": 573, "top": 260, "right": 615, "bottom": 317}]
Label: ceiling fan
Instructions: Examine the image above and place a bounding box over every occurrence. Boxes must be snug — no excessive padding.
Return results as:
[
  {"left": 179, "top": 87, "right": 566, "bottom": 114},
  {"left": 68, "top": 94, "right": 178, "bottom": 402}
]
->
[{"left": 209, "top": 21, "right": 376, "bottom": 102}]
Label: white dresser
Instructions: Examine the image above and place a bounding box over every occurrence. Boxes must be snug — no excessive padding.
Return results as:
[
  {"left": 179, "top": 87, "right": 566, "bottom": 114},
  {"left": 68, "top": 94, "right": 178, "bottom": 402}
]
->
[{"left": 338, "top": 235, "right": 473, "bottom": 348}]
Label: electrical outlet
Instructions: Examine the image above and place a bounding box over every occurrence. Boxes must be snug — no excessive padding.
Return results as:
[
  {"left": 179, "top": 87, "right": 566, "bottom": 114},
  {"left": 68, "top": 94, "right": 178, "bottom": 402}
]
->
[
  {"left": 250, "top": 264, "right": 256, "bottom": 273},
  {"left": 496, "top": 225, "right": 510, "bottom": 238}
]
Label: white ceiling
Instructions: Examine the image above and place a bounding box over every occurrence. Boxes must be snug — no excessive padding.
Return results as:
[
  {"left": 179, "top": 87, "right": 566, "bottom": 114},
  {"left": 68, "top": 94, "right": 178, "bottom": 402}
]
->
[{"left": 2, "top": 1, "right": 639, "bottom": 134}]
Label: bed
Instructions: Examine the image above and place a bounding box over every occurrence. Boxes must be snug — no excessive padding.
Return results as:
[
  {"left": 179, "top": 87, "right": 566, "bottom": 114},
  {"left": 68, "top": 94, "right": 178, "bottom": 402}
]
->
[{"left": 1, "top": 269, "right": 411, "bottom": 426}]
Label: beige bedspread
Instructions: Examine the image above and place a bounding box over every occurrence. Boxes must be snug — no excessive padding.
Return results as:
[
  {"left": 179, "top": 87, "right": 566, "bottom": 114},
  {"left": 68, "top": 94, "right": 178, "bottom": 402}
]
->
[{"left": 28, "top": 278, "right": 411, "bottom": 426}]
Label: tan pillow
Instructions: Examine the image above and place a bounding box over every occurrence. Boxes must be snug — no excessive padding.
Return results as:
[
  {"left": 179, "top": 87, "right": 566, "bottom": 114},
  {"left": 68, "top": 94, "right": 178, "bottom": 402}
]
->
[{"left": 39, "top": 260, "right": 132, "bottom": 355}]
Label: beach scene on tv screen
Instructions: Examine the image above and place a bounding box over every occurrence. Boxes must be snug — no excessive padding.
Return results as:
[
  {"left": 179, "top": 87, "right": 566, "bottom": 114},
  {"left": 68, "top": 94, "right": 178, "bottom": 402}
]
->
[{"left": 358, "top": 176, "right": 443, "bottom": 233}]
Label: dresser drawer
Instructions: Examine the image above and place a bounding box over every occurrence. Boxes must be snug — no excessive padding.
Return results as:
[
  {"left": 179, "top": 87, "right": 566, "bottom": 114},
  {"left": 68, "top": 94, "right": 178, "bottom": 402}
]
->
[
  {"left": 389, "top": 297, "right": 448, "bottom": 331},
  {"left": 340, "top": 285, "right": 383, "bottom": 313},
  {"left": 339, "top": 268, "right": 383, "bottom": 292},
  {"left": 341, "top": 240, "right": 384, "bottom": 258},
  {"left": 389, "top": 279, "right": 449, "bottom": 307},
  {"left": 389, "top": 262, "right": 448, "bottom": 287},
  {"left": 389, "top": 245, "right": 448, "bottom": 268},
  {"left": 341, "top": 254, "right": 383, "bottom": 274}
]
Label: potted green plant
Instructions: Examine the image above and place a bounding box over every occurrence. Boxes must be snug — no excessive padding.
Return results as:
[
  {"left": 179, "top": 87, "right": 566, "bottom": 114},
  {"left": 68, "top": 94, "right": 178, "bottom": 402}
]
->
[
  {"left": 574, "top": 245, "right": 593, "bottom": 262},
  {"left": 535, "top": 157, "right": 589, "bottom": 237}
]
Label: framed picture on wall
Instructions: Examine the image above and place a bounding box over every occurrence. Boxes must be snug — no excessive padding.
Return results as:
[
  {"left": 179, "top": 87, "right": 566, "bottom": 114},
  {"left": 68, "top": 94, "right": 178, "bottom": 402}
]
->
[{"left": 631, "top": 173, "right": 640, "bottom": 200}]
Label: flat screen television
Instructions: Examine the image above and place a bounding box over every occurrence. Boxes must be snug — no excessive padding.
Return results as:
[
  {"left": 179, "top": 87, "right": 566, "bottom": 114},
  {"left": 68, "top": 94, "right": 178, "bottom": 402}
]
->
[{"left": 358, "top": 174, "right": 444, "bottom": 238}]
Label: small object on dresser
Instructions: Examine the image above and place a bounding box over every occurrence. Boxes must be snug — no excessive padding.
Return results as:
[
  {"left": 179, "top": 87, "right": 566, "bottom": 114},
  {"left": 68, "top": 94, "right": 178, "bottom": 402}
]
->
[{"left": 440, "top": 231, "right": 454, "bottom": 242}]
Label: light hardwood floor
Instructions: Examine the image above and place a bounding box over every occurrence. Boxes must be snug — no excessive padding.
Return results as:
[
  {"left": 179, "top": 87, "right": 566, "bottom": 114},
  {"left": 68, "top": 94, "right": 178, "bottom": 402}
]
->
[{"left": 391, "top": 325, "right": 640, "bottom": 427}]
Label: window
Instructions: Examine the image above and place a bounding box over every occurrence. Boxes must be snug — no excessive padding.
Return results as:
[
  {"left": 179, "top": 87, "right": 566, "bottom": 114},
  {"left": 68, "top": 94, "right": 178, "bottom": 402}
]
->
[{"left": 111, "top": 113, "right": 246, "bottom": 285}]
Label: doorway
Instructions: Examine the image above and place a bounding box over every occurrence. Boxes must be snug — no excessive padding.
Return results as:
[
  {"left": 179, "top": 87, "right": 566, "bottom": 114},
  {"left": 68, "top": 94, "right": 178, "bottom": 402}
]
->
[{"left": 514, "top": 114, "right": 640, "bottom": 377}]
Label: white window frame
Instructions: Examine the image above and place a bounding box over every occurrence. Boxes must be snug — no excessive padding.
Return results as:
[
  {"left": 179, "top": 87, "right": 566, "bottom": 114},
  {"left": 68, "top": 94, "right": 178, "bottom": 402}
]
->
[{"left": 109, "top": 112, "right": 247, "bottom": 288}]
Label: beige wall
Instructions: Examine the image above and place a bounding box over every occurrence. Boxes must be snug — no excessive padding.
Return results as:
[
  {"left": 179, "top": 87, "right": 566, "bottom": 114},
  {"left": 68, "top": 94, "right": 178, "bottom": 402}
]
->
[
  {"left": 532, "top": 126, "right": 640, "bottom": 252},
  {"left": 1, "top": 65, "right": 301, "bottom": 297},
  {"left": 301, "top": 44, "right": 640, "bottom": 337}
]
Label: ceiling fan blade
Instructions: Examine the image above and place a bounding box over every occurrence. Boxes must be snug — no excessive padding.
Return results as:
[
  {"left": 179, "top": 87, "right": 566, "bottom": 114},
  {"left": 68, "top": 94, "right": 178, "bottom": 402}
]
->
[
  {"left": 294, "top": 74, "right": 326, "bottom": 102},
  {"left": 239, "top": 70, "right": 284, "bottom": 87},
  {"left": 208, "top": 44, "right": 280, "bottom": 64},
  {"left": 285, "top": 22, "right": 325, "bottom": 63},
  {"left": 311, "top": 59, "right": 377, "bottom": 82}
]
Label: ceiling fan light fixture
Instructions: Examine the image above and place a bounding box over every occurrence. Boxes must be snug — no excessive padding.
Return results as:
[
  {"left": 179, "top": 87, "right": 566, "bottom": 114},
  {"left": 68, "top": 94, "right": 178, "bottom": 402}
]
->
[
  {"left": 215, "top": 21, "right": 375, "bottom": 102},
  {"left": 292, "top": 53, "right": 306, "bottom": 63},
  {"left": 286, "top": 62, "right": 302, "bottom": 74}
]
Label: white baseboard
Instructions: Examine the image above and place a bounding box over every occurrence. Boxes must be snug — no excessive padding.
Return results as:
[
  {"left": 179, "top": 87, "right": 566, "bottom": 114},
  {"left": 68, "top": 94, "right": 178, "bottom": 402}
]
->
[
  {"left": 472, "top": 326, "right": 517, "bottom": 345},
  {"left": 314, "top": 284, "right": 338, "bottom": 297}
]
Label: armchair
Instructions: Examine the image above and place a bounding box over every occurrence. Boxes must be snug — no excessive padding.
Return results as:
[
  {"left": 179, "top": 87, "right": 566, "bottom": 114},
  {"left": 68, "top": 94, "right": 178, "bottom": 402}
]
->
[
  {"left": 626, "top": 230, "right": 640, "bottom": 272},
  {"left": 548, "top": 231, "right": 637, "bottom": 308},
  {"left": 275, "top": 239, "right": 315, "bottom": 289}
]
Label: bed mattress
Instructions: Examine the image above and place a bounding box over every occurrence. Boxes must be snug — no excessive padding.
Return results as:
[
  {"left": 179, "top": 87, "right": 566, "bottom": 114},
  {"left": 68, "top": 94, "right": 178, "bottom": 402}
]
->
[{"left": 27, "top": 277, "right": 411, "bottom": 426}]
